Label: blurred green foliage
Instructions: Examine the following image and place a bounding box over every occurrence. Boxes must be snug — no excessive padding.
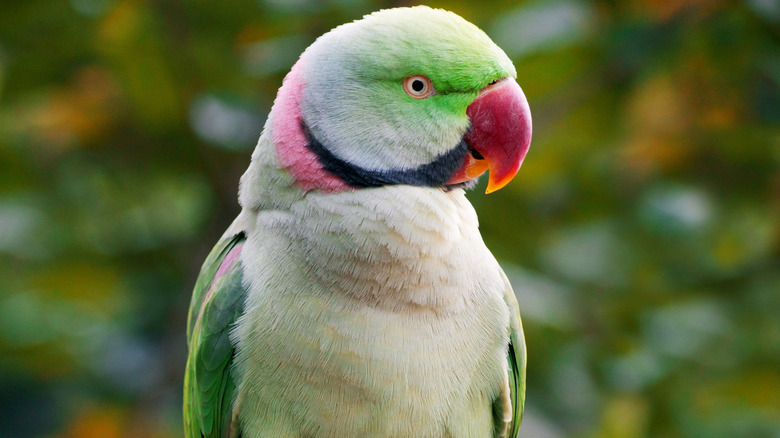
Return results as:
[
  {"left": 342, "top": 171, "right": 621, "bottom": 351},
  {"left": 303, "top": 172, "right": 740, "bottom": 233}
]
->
[{"left": 1, "top": 0, "right": 778, "bottom": 437}]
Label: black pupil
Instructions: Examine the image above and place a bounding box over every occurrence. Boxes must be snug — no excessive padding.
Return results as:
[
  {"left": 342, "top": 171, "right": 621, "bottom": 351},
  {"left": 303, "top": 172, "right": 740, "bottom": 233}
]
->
[{"left": 411, "top": 79, "right": 425, "bottom": 92}]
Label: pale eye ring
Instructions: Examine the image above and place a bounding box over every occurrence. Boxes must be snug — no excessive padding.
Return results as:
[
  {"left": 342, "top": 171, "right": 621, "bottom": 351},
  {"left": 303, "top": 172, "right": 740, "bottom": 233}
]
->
[{"left": 403, "top": 75, "right": 435, "bottom": 99}]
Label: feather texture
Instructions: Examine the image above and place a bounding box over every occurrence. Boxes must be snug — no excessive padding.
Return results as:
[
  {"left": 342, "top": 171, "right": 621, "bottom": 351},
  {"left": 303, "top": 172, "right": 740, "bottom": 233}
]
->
[{"left": 230, "top": 178, "right": 522, "bottom": 437}]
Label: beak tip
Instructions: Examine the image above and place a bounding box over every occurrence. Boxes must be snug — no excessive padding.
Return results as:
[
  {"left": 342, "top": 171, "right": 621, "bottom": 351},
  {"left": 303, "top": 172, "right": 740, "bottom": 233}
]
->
[{"left": 484, "top": 172, "right": 514, "bottom": 194}]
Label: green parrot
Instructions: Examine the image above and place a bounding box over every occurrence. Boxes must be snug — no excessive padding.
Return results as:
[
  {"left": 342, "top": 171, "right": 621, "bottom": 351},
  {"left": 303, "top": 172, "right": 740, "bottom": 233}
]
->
[{"left": 184, "top": 6, "right": 532, "bottom": 438}]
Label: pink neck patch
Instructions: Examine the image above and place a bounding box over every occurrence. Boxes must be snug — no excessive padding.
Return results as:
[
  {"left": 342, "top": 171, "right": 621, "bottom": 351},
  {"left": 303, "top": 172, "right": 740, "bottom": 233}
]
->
[{"left": 271, "top": 61, "right": 350, "bottom": 193}]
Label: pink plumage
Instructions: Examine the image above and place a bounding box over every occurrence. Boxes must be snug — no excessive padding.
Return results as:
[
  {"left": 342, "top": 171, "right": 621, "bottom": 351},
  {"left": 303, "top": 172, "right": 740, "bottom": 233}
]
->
[{"left": 272, "top": 62, "right": 350, "bottom": 192}]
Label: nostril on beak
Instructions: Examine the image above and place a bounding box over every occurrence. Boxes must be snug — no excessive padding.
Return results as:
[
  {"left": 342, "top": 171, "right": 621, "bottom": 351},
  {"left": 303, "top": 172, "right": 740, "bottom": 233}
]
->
[{"left": 468, "top": 145, "right": 484, "bottom": 160}]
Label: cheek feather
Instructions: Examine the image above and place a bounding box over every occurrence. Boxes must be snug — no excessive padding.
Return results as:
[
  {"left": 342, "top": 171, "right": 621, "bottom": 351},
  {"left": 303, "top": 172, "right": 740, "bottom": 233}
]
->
[{"left": 272, "top": 61, "right": 350, "bottom": 193}]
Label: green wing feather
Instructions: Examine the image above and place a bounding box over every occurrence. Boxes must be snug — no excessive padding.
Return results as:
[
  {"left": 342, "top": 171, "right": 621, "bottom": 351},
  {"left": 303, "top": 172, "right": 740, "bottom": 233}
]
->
[
  {"left": 498, "top": 271, "right": 527, "bottom": 438},
  {"left": 184, "top": 231, "right": 247, "bottom": 438}
]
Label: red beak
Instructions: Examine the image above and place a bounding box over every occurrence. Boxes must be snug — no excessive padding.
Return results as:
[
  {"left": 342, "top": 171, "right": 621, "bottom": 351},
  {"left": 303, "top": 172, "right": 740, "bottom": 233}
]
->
[{"left": 447, "top": 77, "right": 532, "bottom": 193}]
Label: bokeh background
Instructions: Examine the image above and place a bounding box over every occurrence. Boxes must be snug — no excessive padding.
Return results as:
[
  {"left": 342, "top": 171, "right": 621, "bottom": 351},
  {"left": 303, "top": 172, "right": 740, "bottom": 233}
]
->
[{"left": 1, "top": 0, "right": 779, "bottom": 437}]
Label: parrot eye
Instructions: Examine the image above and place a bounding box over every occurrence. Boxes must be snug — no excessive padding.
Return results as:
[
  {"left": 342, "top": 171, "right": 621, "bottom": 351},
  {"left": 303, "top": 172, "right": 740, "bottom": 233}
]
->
[{"left": 403, "top": 75, "right": 435, "bottom": 99}]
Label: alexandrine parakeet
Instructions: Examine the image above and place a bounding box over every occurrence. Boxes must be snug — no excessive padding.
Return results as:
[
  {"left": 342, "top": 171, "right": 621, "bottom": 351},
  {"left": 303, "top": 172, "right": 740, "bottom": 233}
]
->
[{"left": 184, "top": 6, "right": 532, "bottom": 438}]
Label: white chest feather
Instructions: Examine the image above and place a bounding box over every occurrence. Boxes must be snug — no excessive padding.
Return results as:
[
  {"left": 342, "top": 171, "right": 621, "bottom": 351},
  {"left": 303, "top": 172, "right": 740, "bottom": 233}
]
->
[{"left": 233, "top": 187, "right": 509, "bottom": 438}]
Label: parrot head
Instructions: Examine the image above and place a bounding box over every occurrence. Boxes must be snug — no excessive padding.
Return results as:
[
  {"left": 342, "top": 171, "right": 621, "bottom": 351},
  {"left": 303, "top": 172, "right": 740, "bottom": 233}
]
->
[{"left": 269, "top": 6, "right": 532, "bottom": 194}]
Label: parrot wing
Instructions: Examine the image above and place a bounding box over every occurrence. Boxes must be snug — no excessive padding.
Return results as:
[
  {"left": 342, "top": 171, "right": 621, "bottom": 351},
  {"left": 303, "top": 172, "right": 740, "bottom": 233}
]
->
[
  {"left": 184, "top": 229, "right": 247, "bottom": 438},
  {"left": 496, "top": 271, "right": 527, "bottom": 438}
]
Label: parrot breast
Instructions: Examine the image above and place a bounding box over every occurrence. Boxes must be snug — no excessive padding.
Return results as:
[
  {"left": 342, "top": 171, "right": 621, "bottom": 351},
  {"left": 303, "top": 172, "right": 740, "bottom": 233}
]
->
[{"left": 232, "top": 187, "right": 511, "bottom": 437}]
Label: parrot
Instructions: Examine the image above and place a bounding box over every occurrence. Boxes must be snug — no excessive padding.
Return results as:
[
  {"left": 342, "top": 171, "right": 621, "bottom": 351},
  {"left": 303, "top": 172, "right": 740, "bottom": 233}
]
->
[{"left": 184, "top": 6, "right": 532, "bottom": 438}]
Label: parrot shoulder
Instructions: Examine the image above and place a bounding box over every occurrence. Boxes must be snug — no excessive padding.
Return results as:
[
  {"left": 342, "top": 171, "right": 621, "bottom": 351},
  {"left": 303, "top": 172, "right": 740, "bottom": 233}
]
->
[
  {"left": 184, "top": 226, "right": 247, "bottom": 438},
  {"left": 494, "top": 270, "right": 527, "bottom": 438}
]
